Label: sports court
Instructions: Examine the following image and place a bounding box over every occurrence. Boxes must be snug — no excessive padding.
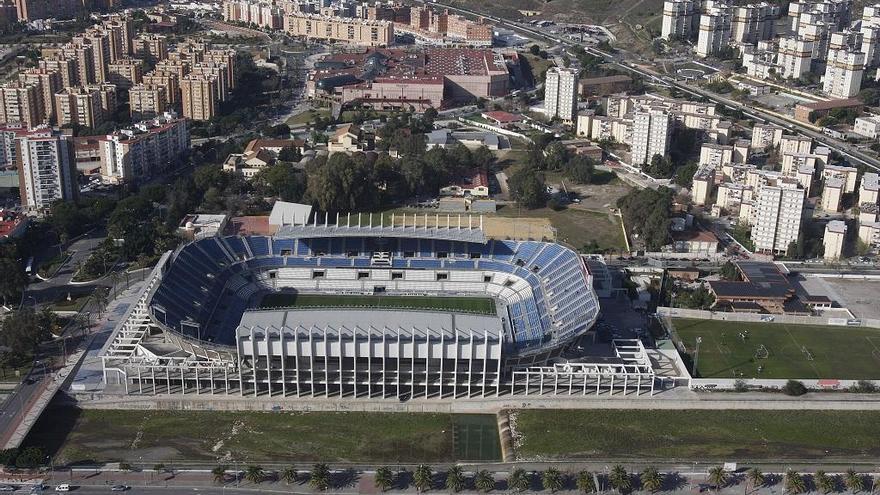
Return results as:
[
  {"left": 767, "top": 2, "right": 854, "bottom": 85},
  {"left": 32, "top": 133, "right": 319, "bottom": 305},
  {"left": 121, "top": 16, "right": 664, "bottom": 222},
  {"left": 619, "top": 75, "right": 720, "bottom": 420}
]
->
[{"left": 672, "top": 318, "right": 880, "bottom": 379}]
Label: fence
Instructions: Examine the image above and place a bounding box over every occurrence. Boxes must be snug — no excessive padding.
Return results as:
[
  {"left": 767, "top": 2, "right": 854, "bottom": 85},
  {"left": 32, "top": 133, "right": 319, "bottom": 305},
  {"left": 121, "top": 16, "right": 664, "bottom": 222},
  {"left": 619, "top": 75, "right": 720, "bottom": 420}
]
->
[{"left": 655, "top": 306, "right": 874, "bottom": 327}]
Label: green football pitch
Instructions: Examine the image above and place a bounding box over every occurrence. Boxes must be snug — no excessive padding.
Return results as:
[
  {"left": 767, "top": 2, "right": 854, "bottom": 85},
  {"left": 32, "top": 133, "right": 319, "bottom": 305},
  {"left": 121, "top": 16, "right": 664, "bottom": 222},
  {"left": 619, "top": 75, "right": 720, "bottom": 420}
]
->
[
  {"left": 672, "top": 318, "right": 880, "bottom": 379},
  {"left": 259, "top": 293, "right": 497, "bottom": 315}
]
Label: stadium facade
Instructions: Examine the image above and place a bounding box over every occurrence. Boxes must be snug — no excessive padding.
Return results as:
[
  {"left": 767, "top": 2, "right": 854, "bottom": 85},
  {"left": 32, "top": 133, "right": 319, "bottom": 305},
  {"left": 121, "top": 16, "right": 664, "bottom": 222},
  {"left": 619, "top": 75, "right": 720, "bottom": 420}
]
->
[{"left": 100, "top": 214, "right": 658, "bottom": 400}]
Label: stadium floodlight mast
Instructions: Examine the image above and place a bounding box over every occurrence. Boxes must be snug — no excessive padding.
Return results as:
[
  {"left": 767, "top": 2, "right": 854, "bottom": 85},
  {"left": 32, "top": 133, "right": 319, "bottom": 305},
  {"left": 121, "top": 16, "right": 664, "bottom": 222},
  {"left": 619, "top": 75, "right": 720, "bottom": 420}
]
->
[{"left": 693, "top": 337, "right": 702, "bottom": 376}]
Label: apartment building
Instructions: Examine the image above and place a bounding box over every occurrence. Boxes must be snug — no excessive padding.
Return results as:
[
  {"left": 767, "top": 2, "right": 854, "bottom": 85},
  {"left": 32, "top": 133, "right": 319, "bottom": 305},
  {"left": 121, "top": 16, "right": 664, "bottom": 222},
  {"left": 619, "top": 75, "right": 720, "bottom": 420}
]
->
[
  {"left": 777, "top": 37, "right": 814, "bottom": 79},
  {"left": 780, "top": 134, "right": 813, "bottom": 154},
  {"left": 0, "top": 82, "right": 41, "bottom": 128},
  {"left": 750, "top": 123, "right": 784, "bottom": 149},
  {"left": 16, "top": 127, "right": 77, "bottom": 210},
  {"left": 699, "top": 143, "right": 734, "bottom": 167},
  {"left": 696, "top": 7, "right": 732, "bottom": 58},
  {"left": 823, "top": 220, "right": 847, "bottom": 260},
  {"left": 108, "top": 58, "right": 144, "bottom": 89},
  {"left": 129, "top": 84, "right": 169, "bottom": 121},
  {"left": 750, "top": 173, "right": 806, "bottom": 254},
  {"left": 39, "top": 58, "right": 78, "bottom": 89},
  {"left": 99, "top": 111, "right": 189, "bottom": 182},
  {"left": 544, "top": 67, "right": 579, "bottom": 121},
  {"left": 631, "top": 107, "right": 672, "bottom": 166},
  {"left": 821, "top": 177, "right": 845, "bottom": 211},
  {"left": 191, "top": 62, "right": 230, "bottom": 101},
  {"left": 134, "top": 34, "right": 169, "bottom": 62},
  {"left": 285, "top": 13, "right": 394, "bottom": 46},
  {"left": 823, "top": 48, "right": 865, "bottom": 97},
  {"left": 18, "top": 68, "right": 62, "bottom": 124},
  {"left": 143, "top": 70, "right": 181, "bottom": 105},
  {"left": 692, "top": 165, "right": 715, "bottom": 205},
  {"left": 662, "top": 0, "right": 698, "bottom": 40},
  {"left": 859, "top": 171, "right": 880, "bottom": 205},
  {"left": 55, "top": 87, "right": 105, "bottom": 129},
  {"left": 180, "top": 74, "right": 219, "bottom": 121},
  {"left": 731, "top": 2, "right": 779, "bottom": 44}
]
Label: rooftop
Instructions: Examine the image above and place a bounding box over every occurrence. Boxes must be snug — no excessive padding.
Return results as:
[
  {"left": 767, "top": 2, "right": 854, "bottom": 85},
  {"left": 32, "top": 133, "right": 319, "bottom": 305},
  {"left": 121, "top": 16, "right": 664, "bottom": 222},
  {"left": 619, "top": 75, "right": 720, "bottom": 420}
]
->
[{"left": 797, "top": 98, "right": 863, "bottom": 111}]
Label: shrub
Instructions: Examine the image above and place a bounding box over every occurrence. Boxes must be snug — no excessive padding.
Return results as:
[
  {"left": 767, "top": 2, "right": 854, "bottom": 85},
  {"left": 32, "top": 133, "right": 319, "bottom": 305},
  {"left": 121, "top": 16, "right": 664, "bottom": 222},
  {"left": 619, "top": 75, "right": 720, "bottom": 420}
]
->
[{"left": 782, "top": 380, "right": 807, "bottom": 396}]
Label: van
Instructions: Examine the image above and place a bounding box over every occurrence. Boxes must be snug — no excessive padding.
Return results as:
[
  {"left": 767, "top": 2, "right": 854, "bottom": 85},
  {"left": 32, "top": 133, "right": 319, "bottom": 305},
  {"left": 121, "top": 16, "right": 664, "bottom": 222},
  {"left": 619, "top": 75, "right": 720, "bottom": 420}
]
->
[{"left": 55, "top": 486, "right": 70, "bottom": 492}]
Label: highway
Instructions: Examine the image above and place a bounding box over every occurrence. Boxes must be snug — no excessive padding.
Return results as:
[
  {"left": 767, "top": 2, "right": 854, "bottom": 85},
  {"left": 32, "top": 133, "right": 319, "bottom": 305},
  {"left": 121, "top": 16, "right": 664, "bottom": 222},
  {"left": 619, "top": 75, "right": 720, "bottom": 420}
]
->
[{"left": 426, "top": 1, "right": 880, "bottom": 172}]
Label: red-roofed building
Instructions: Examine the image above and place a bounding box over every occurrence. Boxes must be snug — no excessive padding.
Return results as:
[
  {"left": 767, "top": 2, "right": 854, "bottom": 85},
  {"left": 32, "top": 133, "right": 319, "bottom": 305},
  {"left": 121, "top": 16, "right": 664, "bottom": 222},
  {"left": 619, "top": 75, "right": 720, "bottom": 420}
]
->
[
  {"left": 0, "top": 209, "right": 28, "bottom": 242},
  {"left": 669, "top": 228, "right": 719, "bottom": 254},
  {"left": 440, "top": 169, "right": 490, "bottom": 198},
  {"left": 481, "top": 111, "right": 523, "bottom": 126}
]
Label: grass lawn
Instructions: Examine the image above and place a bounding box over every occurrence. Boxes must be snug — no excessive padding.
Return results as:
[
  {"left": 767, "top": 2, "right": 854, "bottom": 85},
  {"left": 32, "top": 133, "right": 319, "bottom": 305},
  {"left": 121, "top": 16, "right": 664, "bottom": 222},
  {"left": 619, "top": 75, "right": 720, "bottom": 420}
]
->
[
  {"left": 521, "top": 53, "right": 555, "bottom": 85},
  {"left": 672, "top": 318, "right": 880, "bottom": 379},
  {"left": 513, "top": 409, "right": 880, "bottom": 460},
  {"left": 495, "top": 205, "right": 625, "bottom": 252},
  {"left": 260, "top": 293, "right": 497, "bottom": 315},
  {"left": 287, "top": 108, "right": 330, "bottom": 126},
  {"left": 24, "top": 408, "right": 500, "bottom": 464},
  {"left": 0, "top": 362, "right": 33, "bottom": 383},
  {"left": 48, "top": 293, "right": 92, "bottom": 312}
]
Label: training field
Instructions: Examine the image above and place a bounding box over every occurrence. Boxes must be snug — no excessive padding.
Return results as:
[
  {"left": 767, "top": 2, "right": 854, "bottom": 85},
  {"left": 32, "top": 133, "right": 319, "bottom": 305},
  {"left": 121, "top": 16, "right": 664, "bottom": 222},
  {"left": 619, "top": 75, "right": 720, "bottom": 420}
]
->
[
  {"left": 672, "top": 318, "right": 880, "bottom": 379},
  {"left": 259, "top": 293, "right": 497, "bottom": 315},
  {"left": 24, "top": 408, "right": 501, "bottom": 464},
  {"left": 513, "top": 409, "right": 880, "bottom": 460}
]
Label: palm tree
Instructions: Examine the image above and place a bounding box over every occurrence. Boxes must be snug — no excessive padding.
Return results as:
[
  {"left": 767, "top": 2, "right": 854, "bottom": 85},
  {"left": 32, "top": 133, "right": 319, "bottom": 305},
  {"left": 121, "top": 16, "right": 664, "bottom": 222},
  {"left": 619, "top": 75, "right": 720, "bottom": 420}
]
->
[
  {"left": 211, "top": 465, "right": 227, "bottom": 484},
  {"left": 785, "top": 470, "right": 806, "bottom": 495},
  {"left": 747, "top": 468, "right": 765, "bottom": 493},
  {"left": 641, "top": 467, "right": 663, "bottom": 493},
  {"left": 870, "top": 477, "right": 878, "bottom": 494},
  {"left": 815, "top": 471, "right": 835, "bottom": 494},
  {"left": 475, "top": 470, "right": 495, "bottom": 493},
  {"left": 508, "top": 468, "right": 530, "bottom": 492},
  {"left": 445, "top": 466, "right": 465, "bottom": 493},
  {"left": 707, "top": 467, "right": 729, "bottom": 491},
  {"left": 109, "top": 271, "right": 120, "bottom": 298},
  {"left": 576, "top": 471, "right": 597, "bottom": 494},
  {"left": 542, "top": 468, "right": 564, "bottom": 493},
  {"left": 244, "top": 465, "right": 264, "bottom": 484},
  {"left": 375, "top": 467, "right": 394, "bottom": 492},
  {"left": 281, "top": 467, "right": 298, "bottom": 485},
  {"left": 94, "top": 286, "right": 109, "bottom": 316},
  {"left": 610, "top": 465, "right": 632, "bottom": 494},
  {"left": 414, "top": 465, "right": 433, "bottom": 493},
  {"left": 310, "top": 463, "right": 331, "bottom": 491},
  {"left": 845, "top": 470, "right": 865, "bottom": 493}
]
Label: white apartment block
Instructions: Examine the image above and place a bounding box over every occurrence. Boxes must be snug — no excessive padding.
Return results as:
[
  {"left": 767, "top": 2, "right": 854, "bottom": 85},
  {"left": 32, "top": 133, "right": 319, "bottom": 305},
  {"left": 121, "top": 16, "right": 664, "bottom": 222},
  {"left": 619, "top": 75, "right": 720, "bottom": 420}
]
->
[
  {"left": 751, "top": 123, "right": 784, "bottom": 149},
  {"left": 780, "top": 135, "right": 813, "bottom": 154},
  {"left": 662, "top": 0, "right": 698, "bottom": 40},
  {"left": 859, "top": 171, "right": 880, "bottom": 205},
  {"left": 630, "top": 107, "right": 671, "bottom": 166},
  {"left": 99, "top": 112, "right": 189, "bottom": 183},
  {"left": 16, "top": 127, "right": 77, "bottom": 210},
  {"left": 696, "top": 7, "right": 732, "bottom": 57},
  {"left": 699, "top": 143, "right": 734, "bottom": 167},
  {"left": 823, "top": 219, "right": 847, "bottom": 259},
  {"left": 823, "top": 163, "right": 859, "bottom": 192},
  {"left": 731, "top": 3, "right": 779, "bottom": 44},
  {"left": 777, "top": 37, "right": 814, "bottom": 78},
  {"left": 692, "top": 165, "right": 715, "bottom": 205},
  {"left": 750, "top": 173, "right": 806, "bottom": 254},
  {"left": 822, "top": 49, "right": 865, "bottom": 98},
  {"left": 821, "top": 177, "right": 845, "bottom": 211},
  {"left": 853, "top": 114, "right": 880, "bottom": 138},
  {"left": 544, "top": 68, "right": 579, "bottom": 121}
]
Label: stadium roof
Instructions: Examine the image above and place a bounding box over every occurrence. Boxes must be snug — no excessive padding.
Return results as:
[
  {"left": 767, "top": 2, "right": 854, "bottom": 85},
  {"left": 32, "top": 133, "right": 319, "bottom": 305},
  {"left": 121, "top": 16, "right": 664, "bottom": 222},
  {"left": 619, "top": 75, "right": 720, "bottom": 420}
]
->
[
  {"left": 276, "top": 212, "right": 487, "bottom": 243},
  {"left": 269, "top": 201, "right": 313, "bottom": 227},
  {"left": 238, "top": 308, "right": 503, "bottom": 338}
]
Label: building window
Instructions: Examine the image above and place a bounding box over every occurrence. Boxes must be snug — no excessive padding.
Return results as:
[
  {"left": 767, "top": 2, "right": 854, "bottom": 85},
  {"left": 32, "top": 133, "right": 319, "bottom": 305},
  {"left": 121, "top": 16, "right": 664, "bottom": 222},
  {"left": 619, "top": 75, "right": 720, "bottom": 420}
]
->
[{"left": 436, "top": 272, "right": 448, "bottom": 281}]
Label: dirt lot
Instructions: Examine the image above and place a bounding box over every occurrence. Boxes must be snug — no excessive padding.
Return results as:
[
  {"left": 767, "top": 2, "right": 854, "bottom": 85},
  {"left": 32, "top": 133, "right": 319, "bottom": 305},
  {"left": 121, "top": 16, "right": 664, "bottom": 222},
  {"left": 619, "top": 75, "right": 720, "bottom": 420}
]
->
[{"left": 483, "top": 216, "right": 555, "bottom": 241}]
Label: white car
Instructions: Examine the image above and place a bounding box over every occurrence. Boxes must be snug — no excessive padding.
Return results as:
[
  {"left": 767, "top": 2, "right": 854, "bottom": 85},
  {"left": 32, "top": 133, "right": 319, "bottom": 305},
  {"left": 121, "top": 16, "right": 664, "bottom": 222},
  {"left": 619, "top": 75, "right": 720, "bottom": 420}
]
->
[{"left": 54, "top": 486, "right": 70, "bottom": 492}]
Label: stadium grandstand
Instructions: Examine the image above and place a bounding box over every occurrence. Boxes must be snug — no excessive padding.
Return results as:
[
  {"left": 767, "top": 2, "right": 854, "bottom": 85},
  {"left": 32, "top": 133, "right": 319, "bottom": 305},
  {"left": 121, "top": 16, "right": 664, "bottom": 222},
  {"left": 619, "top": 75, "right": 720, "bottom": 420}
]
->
[{"left": 100, "top": 213, "right": 659, "bottom": 400}]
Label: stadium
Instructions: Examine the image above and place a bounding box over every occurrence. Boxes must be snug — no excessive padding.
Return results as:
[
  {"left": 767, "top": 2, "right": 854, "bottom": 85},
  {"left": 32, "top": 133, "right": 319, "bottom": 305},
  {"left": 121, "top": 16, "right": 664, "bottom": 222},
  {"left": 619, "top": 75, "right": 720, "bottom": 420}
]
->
[{"left": 100, "top": 214, "right": 659, "bottom": 400}]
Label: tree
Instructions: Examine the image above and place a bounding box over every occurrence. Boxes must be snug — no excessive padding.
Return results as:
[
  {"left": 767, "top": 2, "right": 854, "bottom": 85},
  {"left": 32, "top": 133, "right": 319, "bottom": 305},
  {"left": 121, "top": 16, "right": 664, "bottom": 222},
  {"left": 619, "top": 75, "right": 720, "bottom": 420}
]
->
[
  {"left": 542, "top": 468, "right": 564, "bottom": 493},
  {"left": 445, "top": 466, "right": 465, "bottom": 493},
  {"left": 508, "top": 468, "right": 530, "bottom": 492},
  {"left": 508, "top": 166, "right": 547, "bottom": 209},
  {"left": 13, "top": 447, "right": 44, "bottom": 469},
  {"left": 719, "top": 261, "right": 738, "bottom": 280},
  {"left": 707, "top": 466, "right": 728, "bottom": 491},
  {"left": 565, "top": 155, "right": 596, "bottom": 184},
  {"left": 414, "top": 465, "right": 433, "bottom": 492},
  {"left": 641, "top": 467, "right": 663, "bottom": 493},
  {"left": 577, "top": 471, "right": 597, "bottom": 494},
  {"left": 815, "top": 471, "right": 835, "bottom": 494},
  {"left": 785, "top": 471, "right": 806, "bottom": 494},
  {"left": 245, "top": 465, "right": 264, "bottom": 484},
  {"left": 475, "top": 470, "right": 495, "bottom": 493},
  {"left": 0, "top": 255, "right": 27, "bottom": 307},
  {"left": 644, "top": 154, "right": 673, "bottom": 179},
  {"left": 278, "top": 145, "right": 302, "bottom": 163},
  {"left": 746, "top": 468, "right": 765, "bottom": 493},
  {"left": 211, "top": 465, "right": 227, "bottom": 484},
  {"left": 610, "top": 465, "right": 631, "bottom": 494},
  {"left": 375, "top": 467, "right": 394, "bottom": 492},
  {"left": 310, "top": 463, "right": 331, "bottom": 491},
  {"left": 674, "top": 162, "right": 699, "bottom": 188},
  {"left": 281, "top": 467, "right": 298, "bottom": 485},
  {"left": 845, "top": 470, "right": 865, "bottom": 493},
  {"left": 782, "top": 380, "right": 808, "bottom": 396},
  {"left": 94, "top": 286, "right": 109, "bottom": 316},
  {"left": 0, "top": 307, "right": 52, "bottom": 357}
]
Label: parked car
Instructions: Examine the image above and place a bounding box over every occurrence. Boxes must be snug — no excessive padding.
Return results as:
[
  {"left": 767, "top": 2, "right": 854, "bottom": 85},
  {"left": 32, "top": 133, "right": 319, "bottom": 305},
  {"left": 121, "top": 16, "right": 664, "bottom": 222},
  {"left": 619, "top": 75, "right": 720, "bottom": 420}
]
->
[
  {"left": 54, "top": 485, "right": 71, "bottom": 492},
  {"left": 0, "top": 485, "right": 16, "bottom": 492},
  {"left": 110, "top": 486, "right": 129, "bottom": 492}
]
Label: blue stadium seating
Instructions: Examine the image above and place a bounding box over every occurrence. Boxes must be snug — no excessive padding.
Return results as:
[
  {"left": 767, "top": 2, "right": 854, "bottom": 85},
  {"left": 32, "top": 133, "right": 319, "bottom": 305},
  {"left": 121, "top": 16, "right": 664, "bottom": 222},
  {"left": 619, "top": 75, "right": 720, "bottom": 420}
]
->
[{"left": 149, "top": 233, "right": 598, "bottom": 352}]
